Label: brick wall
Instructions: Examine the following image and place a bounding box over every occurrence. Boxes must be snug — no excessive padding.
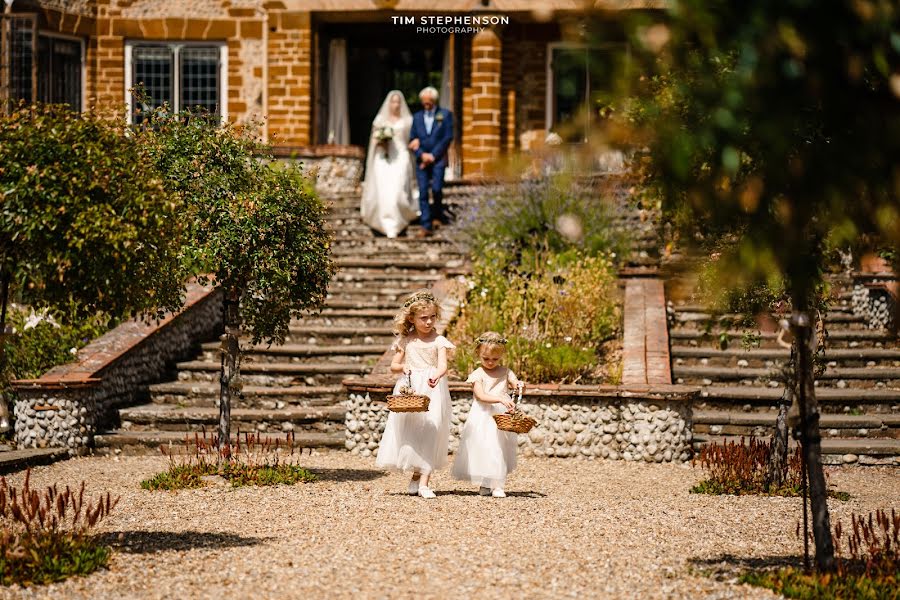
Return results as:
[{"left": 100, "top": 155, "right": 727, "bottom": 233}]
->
[
  {"left": 266, "top": 11, "right": 312, "bottom": 145},
  {"left": 461, "top": 28, "right": 502, "bottom": 178}
]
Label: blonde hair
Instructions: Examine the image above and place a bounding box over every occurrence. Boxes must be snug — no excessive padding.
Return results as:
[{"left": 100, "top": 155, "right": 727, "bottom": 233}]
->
[
  {"left": 393, "top": 290, "right": 441, "bottom": 337},
  {"left": 475, "top": 331, "right": 508, "bottom": 355}
]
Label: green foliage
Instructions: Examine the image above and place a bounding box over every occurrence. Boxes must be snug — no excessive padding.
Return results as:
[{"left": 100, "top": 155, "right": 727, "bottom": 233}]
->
[
  {"left": 611, "top": 2, "right": 900, "bottom": 301},
  {"left": 1, "top": 306, "right": 111, "bottom": 382},
  {"left": 0, "top": 104, "right": 185, "bottom": 321},
  {"left": 141, "top": 432, "right": 317, "bottom": 490},
  {"left": 741, "top": 569, "right": 899, "bottom": 600},
  {"left": 134, "top": 110, "right": 334, "bottom": 345},
  {"left": 0, "top": 470, "right": 117, "bottom": 586},
  {"left": 459, "top": 174, "right": 629, "bottom": 264},
  {"left": 741, "top": 508, "right": 899, "bottom": 599},
  {"left": 452, "top": 248, "right": 620, "bottom": 383}
]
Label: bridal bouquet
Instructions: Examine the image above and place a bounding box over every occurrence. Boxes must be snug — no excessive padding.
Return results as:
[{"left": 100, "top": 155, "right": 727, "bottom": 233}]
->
[{"left": 374, "top": 125, "right": 393, "bottom": 160}]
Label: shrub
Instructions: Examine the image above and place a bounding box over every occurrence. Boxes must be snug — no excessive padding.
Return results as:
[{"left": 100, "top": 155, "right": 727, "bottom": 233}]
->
[
  {"left": 141, "top": 431, "right": 317, "bottom": 490},
  {"left": 741, "top": 509, "right": 899, "bottom": 599},
  {"left": 0, "top": 470, "right": 118, "bottom": 586},
  {"left": 691, "top": 438, "right": 848, "bottom": 499},
  {"left": 452, "top": 249, "right": 620, "bottom": 383}
]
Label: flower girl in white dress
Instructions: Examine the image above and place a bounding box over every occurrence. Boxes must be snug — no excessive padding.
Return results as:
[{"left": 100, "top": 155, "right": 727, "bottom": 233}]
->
[
  {"left": 451, "top": 332, "right": 521, "bottom": 498},
  {"left": 376, "top": 290, "right": 455, "bottom": 499}
]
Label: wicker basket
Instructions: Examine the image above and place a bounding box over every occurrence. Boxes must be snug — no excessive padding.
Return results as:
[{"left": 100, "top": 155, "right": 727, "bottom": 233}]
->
[
  {"left": 493, "top": 410, "right": 537, "bottom": 434},
  {"left": 387, "top": 393, "right": 430, "bottom": 412},
  {"left": 386, "top": 374, "right": 430, "bottom": 412}
]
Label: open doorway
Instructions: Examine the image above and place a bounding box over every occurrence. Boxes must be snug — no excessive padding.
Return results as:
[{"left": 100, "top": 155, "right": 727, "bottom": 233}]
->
[{"left": 317, "top": 23, "right": 447, "bottom": 148}]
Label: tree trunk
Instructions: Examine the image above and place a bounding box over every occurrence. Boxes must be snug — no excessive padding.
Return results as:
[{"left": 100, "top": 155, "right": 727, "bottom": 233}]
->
[
  {"left": 218, "top": 289, "right": 241, "bottom": 453},
  {"left": 0, "top": 270, "right": 11, "bottom": 431},
  {"left": 792, "top": 309, "right": 835, "bottom": 572},
  {"left": 767, "top": 388, "right": 791, "bottom": 488}
]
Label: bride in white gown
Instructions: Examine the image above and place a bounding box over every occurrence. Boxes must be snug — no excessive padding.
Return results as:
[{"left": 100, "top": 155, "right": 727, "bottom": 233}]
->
[{"left": 360, "top": 90, "right": 419, "bottom": 238}]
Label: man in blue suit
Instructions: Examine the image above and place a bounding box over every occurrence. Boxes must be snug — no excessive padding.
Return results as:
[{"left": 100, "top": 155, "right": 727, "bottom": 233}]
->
[{"left": 408, "top": 86, "right": 454, "bottom": 238}]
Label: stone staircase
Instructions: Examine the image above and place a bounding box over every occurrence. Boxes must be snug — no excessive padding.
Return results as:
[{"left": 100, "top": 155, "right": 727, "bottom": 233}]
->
[
  {"left": 94, "top": 184, "right": 480, "bottom": 454},
  {"left": 668, "top": 273, "right": 900, "bottom": 465}
]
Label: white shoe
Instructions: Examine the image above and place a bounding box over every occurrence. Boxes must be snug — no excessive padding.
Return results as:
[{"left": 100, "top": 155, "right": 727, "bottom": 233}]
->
[
  {"left": 418, "top": 486, "right": 436, "bottom": 499},
  {"left": 408, "top": 479, "right": 419, "bottom": 496},
  {"left": 478, "top": 486, "right": 492, "bottom": 496},
  {"left": 491, "top": 489, "right": 506, "bottom": 498}
]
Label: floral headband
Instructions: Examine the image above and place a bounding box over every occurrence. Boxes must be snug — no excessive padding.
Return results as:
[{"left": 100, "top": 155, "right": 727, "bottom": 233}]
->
[
  {"left": 403, "top": 291, "right": 436, "bottom": 307},
  {"left": 476, "top": 336, "right": 508, "bottom": 345}
]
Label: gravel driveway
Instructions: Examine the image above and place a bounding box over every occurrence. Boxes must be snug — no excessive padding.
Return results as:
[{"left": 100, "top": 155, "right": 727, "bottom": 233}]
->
[{"left": 2, "top": 452, "right": 897, "bottom": 599}]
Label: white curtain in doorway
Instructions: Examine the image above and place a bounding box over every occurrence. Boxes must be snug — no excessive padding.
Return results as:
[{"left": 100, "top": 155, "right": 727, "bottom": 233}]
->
[
  {"left": 440, "top": 37, "right": 459, "bottom": 181},
  {"left": 327, "top": 39, "right": 349, "bottom": 145}
]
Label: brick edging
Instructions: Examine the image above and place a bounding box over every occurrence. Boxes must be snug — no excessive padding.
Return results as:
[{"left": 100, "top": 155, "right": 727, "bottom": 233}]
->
[{"left": 12, "top": 281, "right": 219, "bottom": 388}]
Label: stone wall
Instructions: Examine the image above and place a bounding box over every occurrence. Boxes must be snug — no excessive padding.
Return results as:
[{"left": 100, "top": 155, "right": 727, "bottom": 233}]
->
[
  {"left": 345, "top": 387, "right": 694, "bottom": 462},
  {"left": 267, "top": 11, "right": 312, "bottom": 145},
  {"left": 273, "top": 145, "right": 364, "bottom": 196},
  {"left": 851, "top": 277, "right": 897, "bottom": 330},
  {"left": 13, "top": 285, "right": 223, "bottom": 451}
]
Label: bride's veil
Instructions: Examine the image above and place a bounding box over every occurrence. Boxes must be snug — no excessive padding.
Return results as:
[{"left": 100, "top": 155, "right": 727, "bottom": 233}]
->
[{"left": 363, "top": 90, "right": 412, "bottom": 182}]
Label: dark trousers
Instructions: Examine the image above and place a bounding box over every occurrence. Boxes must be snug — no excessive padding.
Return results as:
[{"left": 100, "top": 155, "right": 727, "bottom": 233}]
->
[{"left": 415, "top": 160, "right": 446, "bottom": 230}]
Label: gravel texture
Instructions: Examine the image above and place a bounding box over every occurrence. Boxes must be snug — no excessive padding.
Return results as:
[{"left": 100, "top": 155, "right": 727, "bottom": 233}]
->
[{"left": 1, "top": 452, "right": 897, "bottom": 599}]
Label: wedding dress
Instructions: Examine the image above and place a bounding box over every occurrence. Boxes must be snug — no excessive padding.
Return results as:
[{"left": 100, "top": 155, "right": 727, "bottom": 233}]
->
[{"left": 360, "top": 90, "right": 419, "bottom": 238}]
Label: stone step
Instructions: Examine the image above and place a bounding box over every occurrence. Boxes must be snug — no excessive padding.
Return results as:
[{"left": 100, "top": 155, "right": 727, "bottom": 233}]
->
[
  {"left": 199, "top": 342, "right": 385, "bottom": 364},
  {"left": 330, "top": 271, "right": 445, "bottom": 283},
  {"left": 0, "top": 447, "right": 68, "bottom": 475},
  {"left": 691, "top": 434, "right": 900, "bottom": 465},
  {"left": 670, "top": 329, "right": 894, "bottom": 343},
  {"left": 318, "top": 307, "right": 396, "bottom": 319},
  {"left": 94, "top": 429, "right": 345, "bottom": 455},
  {"left": 283, "top": 326, "right": 395, "bottom": 345},
  {"left": 148, "top": 382, "right": 345, "bottom": 408},
  {"left": 119, "top": 403, "right": 345, "bottom": 433},
  {"left": 675, "top": 365, "right": 900, "bottom": 382},
  {"left": 693, "top": 409, "right": 900, "bottom": 439},
  {"left": 672, "top": 346, "right": 900, "bottom": 361},
  {"left": 695, "top": 386, "right": 900, "bottom": 412},
  {"left": 175, "top": 360, "right": 374, "bottom": 386},
  {"left": 334, "top": 257, "right": 461, "bottom": 270}
]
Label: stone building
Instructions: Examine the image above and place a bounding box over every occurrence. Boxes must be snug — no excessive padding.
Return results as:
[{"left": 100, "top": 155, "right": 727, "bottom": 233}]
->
[{"left": 0, "top": 0, "right": 658, "bottom": 178}]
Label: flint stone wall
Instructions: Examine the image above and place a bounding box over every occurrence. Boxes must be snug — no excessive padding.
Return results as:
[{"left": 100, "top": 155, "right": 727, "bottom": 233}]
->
[
  {"left": 345, "top": 387, "right": 694, "bottom": 462},
  {"left": 13, "top": 285, "right": 222, "bottom": 451},
  {"left": 851, "top": 279, "right": 897, "bottom": 330},
  {"left": 273, "top": 145, "right": 364, "bottom": 197}
]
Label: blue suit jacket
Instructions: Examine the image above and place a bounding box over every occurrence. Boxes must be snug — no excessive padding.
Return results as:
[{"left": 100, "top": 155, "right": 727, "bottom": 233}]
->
[{"left": 409, "top": 107, "right": 454, "bottom": 166}]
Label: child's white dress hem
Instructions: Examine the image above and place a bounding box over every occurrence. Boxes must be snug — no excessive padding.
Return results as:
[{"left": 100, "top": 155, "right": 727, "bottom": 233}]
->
[
  {"left": 375, "top": 335, "right": 454, "bottom": 474},
  {"left": 451, "top": 367, "right": 518, "bottom": 489}
]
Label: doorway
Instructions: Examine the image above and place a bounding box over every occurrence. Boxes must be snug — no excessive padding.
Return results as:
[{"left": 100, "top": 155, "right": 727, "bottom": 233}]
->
[{"left": 317, "top": 23, "right": 447, "bottom": 148}]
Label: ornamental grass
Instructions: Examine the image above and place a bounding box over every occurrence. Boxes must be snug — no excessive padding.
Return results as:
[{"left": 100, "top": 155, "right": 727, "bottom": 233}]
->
[
  {"left": 742, "top": 509, "right": 900, "bottom": 599},
  {"left": 0, "top": 470, "right": 118, "bottom": 586},
  {"left": 141, "top": 431, "right": 317, "bottom": 491}
]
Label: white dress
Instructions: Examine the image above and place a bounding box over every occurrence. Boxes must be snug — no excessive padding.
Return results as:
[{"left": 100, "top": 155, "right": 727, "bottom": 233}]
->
[
  {"left": 451, "top": 367, "right": 519, "bottom": 489},
  {"left": 375, "top": 335, "right": 455, "bottom": 474},
  {"left": 360, "top": 115, "right": 419, "bottom": 238}
]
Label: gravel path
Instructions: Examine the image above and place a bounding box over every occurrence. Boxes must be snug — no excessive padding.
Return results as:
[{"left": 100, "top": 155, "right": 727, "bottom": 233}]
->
[{"left": 1, "top": 452, "right": 897, "bottom": 599}]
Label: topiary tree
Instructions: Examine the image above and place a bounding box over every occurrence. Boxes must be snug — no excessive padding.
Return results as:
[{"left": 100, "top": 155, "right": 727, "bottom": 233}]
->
[
  {"left": 135, "top": 110, "right": 333, "bottom": 449},
  {"left": 0, "top": 104, "right": 186, "bottom": 429},
  {"left": 605, "top": 0, "right": 900, "bottom": 571}
]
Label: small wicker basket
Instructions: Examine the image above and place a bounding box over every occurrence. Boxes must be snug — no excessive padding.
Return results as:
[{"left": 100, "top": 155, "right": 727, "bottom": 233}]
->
[
  {"left": 386, "top": 374, "right": 430, "bottom": 413},
  {"left": 492, "top": 382, "right": 537, "bottom": 433},
  {"left": 493, "top": 410, "right": 537, "bottom": 434}
]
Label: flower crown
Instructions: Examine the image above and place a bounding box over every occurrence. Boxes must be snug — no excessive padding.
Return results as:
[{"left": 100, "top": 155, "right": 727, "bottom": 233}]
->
[
  {"left": 475, "top": 335, "right": 508, "bottom": 345},
  {"left": 403, "top": 291, "right": 436, "bottom": 308}
]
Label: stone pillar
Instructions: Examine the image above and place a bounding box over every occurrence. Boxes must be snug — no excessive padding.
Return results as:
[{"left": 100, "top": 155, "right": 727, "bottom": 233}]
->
[
  {"left": 13, "top": 383, "right": 98, "bottom": 452},
  {"left": 462, "top": 28, "right": 502, "bottom": 178},
  {"left": 267, "top": 11, "right": 312, "bottom": 146}
]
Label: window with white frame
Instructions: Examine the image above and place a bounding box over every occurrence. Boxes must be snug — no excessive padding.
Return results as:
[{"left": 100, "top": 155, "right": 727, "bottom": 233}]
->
[
  {"left": 546, "top": 43, "right": 623, "bottom": 142},
  {"left": 126, "top": 42, "right": 227, "bottom": 124}
]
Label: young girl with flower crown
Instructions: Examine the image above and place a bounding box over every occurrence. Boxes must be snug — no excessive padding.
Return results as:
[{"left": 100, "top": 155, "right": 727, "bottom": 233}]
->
[
  {"left": 451, "top": 332, "right": 522, "bottom": 498},
  {"left": 375, "top": 290, "right": 455, "bottom": 499}
]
